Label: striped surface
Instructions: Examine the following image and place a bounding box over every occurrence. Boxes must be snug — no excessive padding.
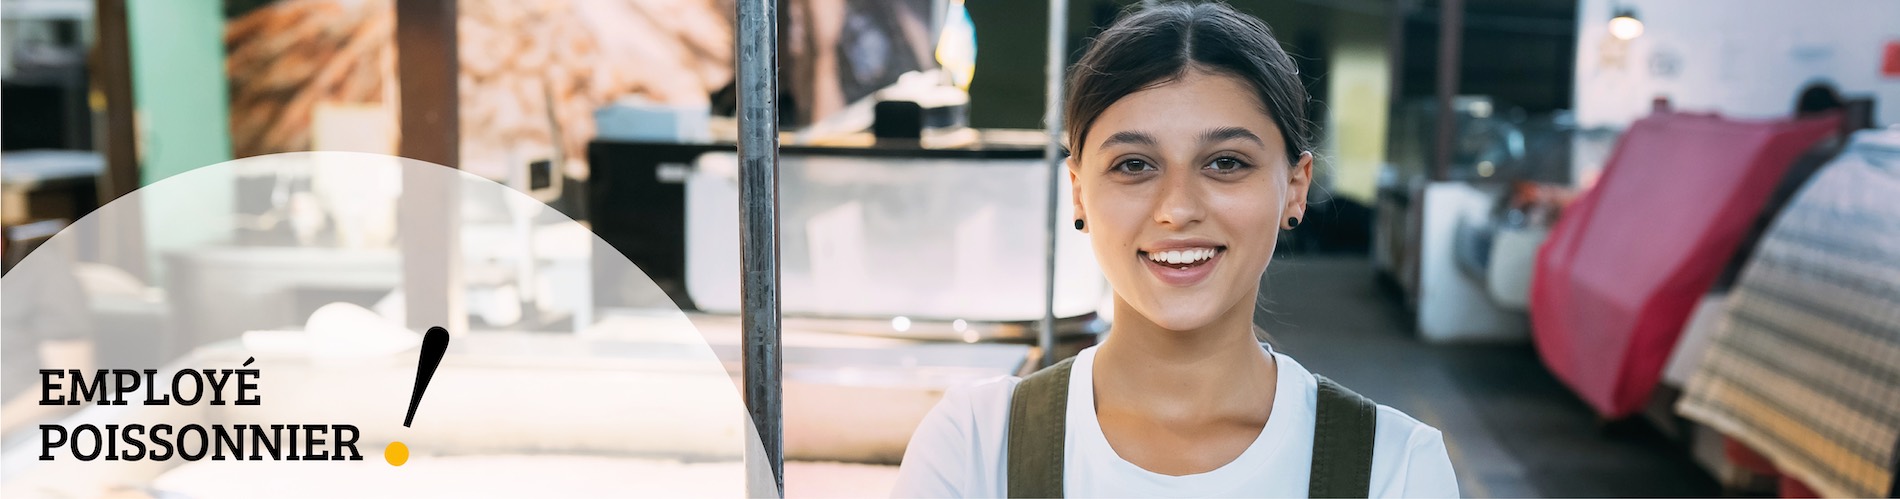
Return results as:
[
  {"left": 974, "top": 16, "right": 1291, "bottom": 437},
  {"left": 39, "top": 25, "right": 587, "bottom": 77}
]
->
[{"left": 1678, "top": 129, "right": 1900, "bottom": 498}]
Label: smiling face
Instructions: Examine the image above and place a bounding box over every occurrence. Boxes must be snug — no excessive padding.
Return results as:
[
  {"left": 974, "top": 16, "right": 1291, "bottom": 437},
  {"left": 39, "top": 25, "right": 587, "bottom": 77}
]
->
[{"left": 1070, "top": 68, "right": 1312, "bottom": 332}]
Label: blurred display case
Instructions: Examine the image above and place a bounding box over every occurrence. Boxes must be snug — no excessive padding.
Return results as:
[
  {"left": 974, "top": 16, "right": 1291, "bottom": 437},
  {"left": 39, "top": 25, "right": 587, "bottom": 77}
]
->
[
  {"left": 588, "top": 136, "right": 1107, "bottom": 352},
  {"left": 1374, "top": 96, "right": 1616, "bottom": 341}
]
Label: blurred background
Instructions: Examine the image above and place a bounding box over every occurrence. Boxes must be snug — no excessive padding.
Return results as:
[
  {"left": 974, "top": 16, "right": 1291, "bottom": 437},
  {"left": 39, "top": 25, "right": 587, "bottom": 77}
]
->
[{"left": 2, "top": 0, "right": 1898, "bottom": 497}]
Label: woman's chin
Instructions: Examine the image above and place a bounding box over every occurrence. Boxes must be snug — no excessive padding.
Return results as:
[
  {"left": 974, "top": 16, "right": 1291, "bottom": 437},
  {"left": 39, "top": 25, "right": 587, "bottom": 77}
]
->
[{"left": 1128, "top": 298, "right": 1228, "bottom": 333}]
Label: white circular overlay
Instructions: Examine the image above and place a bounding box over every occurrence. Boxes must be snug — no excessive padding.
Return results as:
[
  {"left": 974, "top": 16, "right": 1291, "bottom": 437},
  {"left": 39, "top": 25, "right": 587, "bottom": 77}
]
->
[{"left": 1, "top": 152, "right": 774, "bottom": 497}]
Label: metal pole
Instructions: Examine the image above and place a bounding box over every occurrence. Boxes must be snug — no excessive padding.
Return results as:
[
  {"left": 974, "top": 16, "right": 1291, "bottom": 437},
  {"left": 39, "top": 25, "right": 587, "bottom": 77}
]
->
[
  {"left": 1040, "top": 0, "right": 1069, "bottom": 369},
  {"left": 1430, "top": 0, "right": 1464, "bottom": 182},
  {"left": 736, "top": 0, "right": 783, "bottom": 495}
]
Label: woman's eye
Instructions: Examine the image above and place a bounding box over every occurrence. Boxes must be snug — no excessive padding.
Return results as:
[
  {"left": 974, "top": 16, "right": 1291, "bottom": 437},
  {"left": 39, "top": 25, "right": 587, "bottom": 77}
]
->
[
  {"left": 1111, "top": 159, "right": 1156, "bottom": 174},
  {"left": 1206, "top": 157, "right": 1249, "bottom": 172}
]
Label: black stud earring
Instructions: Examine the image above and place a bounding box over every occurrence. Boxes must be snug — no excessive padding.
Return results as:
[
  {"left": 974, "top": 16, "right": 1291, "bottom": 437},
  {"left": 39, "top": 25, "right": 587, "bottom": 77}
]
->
[
  {"left": 1074, "top": 219, "right": 1086, "bottom": 231},
  {"left": 1286, "top": 217, "right": 1300, "bottom": 229}
]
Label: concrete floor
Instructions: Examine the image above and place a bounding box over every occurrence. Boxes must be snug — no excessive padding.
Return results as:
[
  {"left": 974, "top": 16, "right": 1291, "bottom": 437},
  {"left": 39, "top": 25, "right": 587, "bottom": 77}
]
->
[{"left": 1257, "top": 255, "right": 1722, "bottom": 497}]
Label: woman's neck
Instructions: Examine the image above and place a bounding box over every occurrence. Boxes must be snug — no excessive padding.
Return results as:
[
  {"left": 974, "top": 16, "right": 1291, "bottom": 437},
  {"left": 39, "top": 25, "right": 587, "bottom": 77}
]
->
[{"left": 1093, "top": 293, "right": 1275, "bottom": 420}]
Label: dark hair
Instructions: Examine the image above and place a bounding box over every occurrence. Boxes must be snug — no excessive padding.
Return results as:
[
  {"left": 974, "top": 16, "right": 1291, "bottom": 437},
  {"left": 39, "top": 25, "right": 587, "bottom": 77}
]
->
[
  {"left": 1793, "top": 81, "right": 1843, "bottom": 116},
  {"left": 1064, "top": 1, "right": 1313, "bottom": 167}
]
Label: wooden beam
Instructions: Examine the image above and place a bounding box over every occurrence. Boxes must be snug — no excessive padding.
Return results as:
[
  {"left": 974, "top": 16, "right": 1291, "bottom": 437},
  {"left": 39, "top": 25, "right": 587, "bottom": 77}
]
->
[
  {"left": 1431, "top": 0, "right": 1464, "bottom": 181},
  {"left": 395, "top": 0, "right": 465, "bottom": 333},
  {"left": 89, "top": 0, "right": 147, "bottom": 280},
  {"left": 91, "top": 0, "right": 139, "bottom": 203},
  {"left": 396, "top": 0, "right": 460, "bottom": 168}
]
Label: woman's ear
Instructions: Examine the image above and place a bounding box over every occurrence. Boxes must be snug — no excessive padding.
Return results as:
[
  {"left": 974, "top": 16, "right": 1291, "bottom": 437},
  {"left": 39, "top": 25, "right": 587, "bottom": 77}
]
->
[
  {"left": 1284, "top": 151, "right": 1314, "bottom": 218},
  {"left": 1068, "top": 156, "right": 1087, "bottom": 233}
]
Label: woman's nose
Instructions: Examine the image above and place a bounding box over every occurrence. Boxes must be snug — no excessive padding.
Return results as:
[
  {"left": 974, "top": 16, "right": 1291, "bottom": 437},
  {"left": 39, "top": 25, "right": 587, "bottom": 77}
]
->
[{"left": 1151, "top": 166, "right": 1207, "bottom": 228}]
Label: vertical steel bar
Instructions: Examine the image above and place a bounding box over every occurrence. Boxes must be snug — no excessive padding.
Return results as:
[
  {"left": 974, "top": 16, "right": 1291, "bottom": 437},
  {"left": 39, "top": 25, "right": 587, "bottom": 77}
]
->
[
  {"left": 1431, "top": 0, "right": 1464, "bottom": 182},
  {"left": 1040, "top": 0, "right": 1070, "bottom": 369},
  {"left": 736, "top": 0, "right": 783, "bottom": 495}
]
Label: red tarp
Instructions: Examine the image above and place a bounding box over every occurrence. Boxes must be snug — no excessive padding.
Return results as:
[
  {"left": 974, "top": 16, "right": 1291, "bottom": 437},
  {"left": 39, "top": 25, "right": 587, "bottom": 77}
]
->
[{"left": 1530, "top": 111, "right": 1837, "bottom": 418}]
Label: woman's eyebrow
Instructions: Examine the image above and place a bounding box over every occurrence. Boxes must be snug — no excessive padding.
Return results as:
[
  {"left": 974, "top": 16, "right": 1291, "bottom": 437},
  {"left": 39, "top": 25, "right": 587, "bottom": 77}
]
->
[
  {"left": 1099, "top": 130, "right": 1158, "bottom": 149},
  {"left": 1200, "top": 126, "right": 1266, "bottom": 147}
]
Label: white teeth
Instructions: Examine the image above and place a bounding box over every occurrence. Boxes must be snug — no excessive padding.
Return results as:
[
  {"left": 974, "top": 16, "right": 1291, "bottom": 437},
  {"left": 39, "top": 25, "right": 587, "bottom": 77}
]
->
[{"left": 1148, "top": 248, "right": 1217, "bottom": 265}]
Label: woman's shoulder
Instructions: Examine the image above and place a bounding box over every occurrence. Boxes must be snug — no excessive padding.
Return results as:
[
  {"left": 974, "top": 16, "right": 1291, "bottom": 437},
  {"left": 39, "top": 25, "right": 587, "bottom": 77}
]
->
[
  {"left": 1368, "top": 402, "right": 1459, "bottom": 497},
  {"left": 1273, "top": 351, "right": 1445, "bottom": 442},
  {"left": 1372, "top": 403, "right": 1448, "bottom": 458},
  {"left": 935, "top": 374, "right": 1022, "bottom": 426},
  {"left": 1273, "top": 351, "right": 1457, "bottom": 493},
  {"left": 891, "top": 375, "right": 1020, "bottom": 497},
  {"left": 899, "top": 375, "right": 1021, "bottom": 456}
]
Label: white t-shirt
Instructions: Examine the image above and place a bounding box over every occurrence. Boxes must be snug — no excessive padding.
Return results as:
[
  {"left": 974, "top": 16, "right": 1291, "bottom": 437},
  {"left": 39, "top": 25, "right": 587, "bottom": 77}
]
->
[{"left": 892, "top": 345, "right": 1460, "bottom": 497}]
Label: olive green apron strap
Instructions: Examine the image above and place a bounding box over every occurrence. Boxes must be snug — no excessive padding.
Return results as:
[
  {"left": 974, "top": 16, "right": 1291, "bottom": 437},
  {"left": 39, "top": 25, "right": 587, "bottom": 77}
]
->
[
  {"left": 1309, "top": 374, "right": 1378, "bottom": 498},
  {"left": 1007, "top": 356, "right": 1076, "bottom": 498}
]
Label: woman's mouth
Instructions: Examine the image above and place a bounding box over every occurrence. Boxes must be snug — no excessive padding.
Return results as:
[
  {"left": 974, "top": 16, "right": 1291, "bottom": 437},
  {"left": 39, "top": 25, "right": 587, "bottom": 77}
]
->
[{"left": 1137, "top": 246, "right": 1225, "bottom": 287}]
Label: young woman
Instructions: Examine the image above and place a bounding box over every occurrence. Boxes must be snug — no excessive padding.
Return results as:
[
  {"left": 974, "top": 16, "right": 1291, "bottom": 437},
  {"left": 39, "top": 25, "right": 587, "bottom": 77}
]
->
[{"left": 892, "top": 2, "right": 1458, "bottom": 497}]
